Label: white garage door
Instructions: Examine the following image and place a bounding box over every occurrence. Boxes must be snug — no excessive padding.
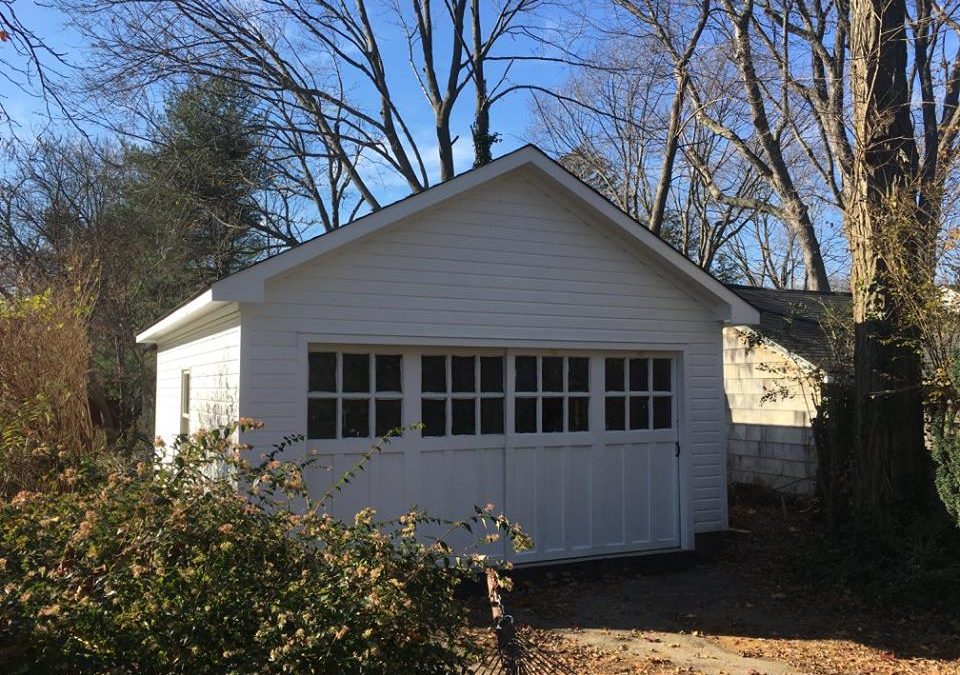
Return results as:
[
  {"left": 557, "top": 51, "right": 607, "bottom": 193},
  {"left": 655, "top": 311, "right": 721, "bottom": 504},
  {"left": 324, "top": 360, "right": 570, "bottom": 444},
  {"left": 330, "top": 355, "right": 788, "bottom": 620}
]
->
[{"left": 304, "top": 347, "right": 682, "bottom": 564}]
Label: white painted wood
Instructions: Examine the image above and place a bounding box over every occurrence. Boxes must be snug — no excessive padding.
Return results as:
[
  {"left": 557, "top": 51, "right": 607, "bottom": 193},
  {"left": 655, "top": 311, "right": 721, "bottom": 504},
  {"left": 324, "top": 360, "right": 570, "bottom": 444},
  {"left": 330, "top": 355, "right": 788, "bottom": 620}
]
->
[
  {"left": 153, "top": 303, "right": 241, "bottom": 451},
  {"left": 145, "top": 159, "right": 736, "bottom": 561},
  {"left": 293, "top": 346, "right": 683, "bottom": 563},
  {"left": 136, "top": 146, "right": 758, "bottom": 344},
  {"left": 231, "top": 173, "right": 729, "bottom": 543}
]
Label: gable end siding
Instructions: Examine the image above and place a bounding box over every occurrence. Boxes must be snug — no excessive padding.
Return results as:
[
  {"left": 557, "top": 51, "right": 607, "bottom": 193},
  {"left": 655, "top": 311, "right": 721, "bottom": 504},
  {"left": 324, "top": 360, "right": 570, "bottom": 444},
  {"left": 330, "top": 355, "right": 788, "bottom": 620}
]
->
[{"left": 239, "top": 174, "right": 728, "bottom": 532}]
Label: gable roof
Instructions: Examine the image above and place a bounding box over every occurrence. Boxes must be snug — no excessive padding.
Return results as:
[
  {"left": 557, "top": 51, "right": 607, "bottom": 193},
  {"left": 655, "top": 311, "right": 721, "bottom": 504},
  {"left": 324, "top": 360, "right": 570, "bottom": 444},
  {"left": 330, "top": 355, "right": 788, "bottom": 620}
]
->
[
  {"left": 137, "top": 145, "right": 759, "bottom": 343},
  {"left": 726, "top": 285, "right": 851, "bottom": 370}
]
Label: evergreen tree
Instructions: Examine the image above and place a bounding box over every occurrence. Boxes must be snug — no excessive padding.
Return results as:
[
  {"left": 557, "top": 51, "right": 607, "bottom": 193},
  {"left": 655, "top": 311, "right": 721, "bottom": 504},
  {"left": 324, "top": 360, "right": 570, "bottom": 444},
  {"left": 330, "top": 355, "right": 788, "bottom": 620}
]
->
[{"left": 126, "top": 78, "right": 266, "bottom": 286}]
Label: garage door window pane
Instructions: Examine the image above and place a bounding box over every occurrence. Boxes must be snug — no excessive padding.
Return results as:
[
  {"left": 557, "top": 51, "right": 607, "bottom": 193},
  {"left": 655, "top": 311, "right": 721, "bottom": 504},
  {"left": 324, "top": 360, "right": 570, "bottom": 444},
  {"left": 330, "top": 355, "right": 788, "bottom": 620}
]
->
[
  {"left": 568, "top": 396, "right": 589, "bottom": 432},
  {"left": 605, "top": 396, "right": 625, "bottom": 431},
  {"left": 542, "top": 397, "right": 563, "bottom": 432},
  {"left": 375, "top": 398, "right": 402, "bottom": 436},
  {"left": 515, "top": 397, "right": 537, "bottom": 433},
  {"left": 308, "top": 398, "right": 337, "bottom": 439},
  {"left": 629, "top": 396, "right": 649, "bottom": 430},
  {"left": 420, "top": 355, "right": 504, "bottom": 437},
  {"left": 514, "top": 355, "right": 590, "bottom": 433},
  {"left": 342, "top": 399, "right": 370, "bottom": 437},
  {"left": 481, "top": 398, "right": 504, "bottom": 434},
  {"left": 376, "top": 355, "right": 402, "bottom": 392},
  {"left": 309, "top": 352, "right": 337, "bottom": 392},
  {"left": 542, "top": 357, "right": 564, "bottom": 392},
  {"left": 421, "top": 398, "right": 445, "bottom": 436},
  {"left": 605, "top": 358, "right": 624, "bottom": 392},
  {"left": 422, "top": 356, "right": 446, "bottom": 393},
  {"left": 605, "top": 356, "right": 674, "bottom": 432},
  {"left": 629, "top": 358, "right": 648, "bottom": 391},
  {"left": 652, "top": 358, "right": 672, "bottom": 391},
  {"left": 452, "top": 398, "right": 476, "bottom": 435},
  {"left": 653, "top": 396, "right": 672, "bottom": 429},
  {"left": 452, "top": 356, "right": 476, "bottom": 393},
  {"left": 481, "top": 357, "right": 504, "bottom": 393},
  {"left": 568, "top": 358, "right": 589, "bottom": 392},
  {"left": 342, "top": 354, "right": 370, "bottom": 393},
  {"left": 515, "top": 356, "right": 538, "bottom": 392},
  {"left": 308, "top": 350, "right": 402, "bottom": 440}
]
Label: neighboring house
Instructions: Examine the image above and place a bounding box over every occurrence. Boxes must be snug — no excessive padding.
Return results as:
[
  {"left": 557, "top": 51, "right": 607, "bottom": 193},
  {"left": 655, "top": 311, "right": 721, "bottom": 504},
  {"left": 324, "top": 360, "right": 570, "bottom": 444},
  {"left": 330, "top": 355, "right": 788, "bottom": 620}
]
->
[
  {"left": 722, "top": 286, "right": 851, "bottom": 495},
  {"left": 137, "top": 146, "right": 758, "bottom": 565}
]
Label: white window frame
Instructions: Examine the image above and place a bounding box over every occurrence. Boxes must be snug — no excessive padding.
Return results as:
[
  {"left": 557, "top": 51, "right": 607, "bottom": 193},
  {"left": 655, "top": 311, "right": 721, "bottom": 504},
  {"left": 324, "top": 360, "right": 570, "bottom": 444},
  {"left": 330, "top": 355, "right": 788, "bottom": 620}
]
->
[
  {"left": 512, "top": 354, "right": 591, "bottom": 434},
  {"left": 419, "top": 354, "right": 506, "bottom": 437},
  {"left": 603, "top": 356, "right": 676, "bottom": 431},
  {"left": 302, "top": 345, "right": 679, "bottom": 445},
  {"left": 306, "top": 350, "right": 404, "bottom": 440},
  {"left": 179, "top": 370, "right": 191, "bottom": 436}
]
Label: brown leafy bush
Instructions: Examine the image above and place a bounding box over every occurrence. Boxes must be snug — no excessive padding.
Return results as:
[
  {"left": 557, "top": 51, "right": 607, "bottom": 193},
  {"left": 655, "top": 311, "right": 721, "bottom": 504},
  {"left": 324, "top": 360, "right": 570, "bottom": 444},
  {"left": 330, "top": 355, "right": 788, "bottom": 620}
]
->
[
  {"left": 0, "top": 278, "right": 104, "bottom": 495},
  {"left": 0, "top": 420, "right": 529, "bottom": 673}
]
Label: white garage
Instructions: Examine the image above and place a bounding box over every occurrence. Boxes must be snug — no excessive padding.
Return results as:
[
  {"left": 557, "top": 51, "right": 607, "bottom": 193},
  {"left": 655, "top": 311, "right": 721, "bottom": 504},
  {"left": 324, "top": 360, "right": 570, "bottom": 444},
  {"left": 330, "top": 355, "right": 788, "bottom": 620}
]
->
[{"left": 137, "top": 145, "right": 758, "bottom": 564}]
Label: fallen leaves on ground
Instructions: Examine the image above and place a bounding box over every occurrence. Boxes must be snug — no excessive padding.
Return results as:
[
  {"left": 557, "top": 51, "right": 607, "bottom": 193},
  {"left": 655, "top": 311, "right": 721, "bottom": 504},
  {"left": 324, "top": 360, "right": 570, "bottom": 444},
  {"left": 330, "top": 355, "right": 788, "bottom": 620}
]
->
[{"left": 467, "top": 497, "right": 960, "bottom": 674}]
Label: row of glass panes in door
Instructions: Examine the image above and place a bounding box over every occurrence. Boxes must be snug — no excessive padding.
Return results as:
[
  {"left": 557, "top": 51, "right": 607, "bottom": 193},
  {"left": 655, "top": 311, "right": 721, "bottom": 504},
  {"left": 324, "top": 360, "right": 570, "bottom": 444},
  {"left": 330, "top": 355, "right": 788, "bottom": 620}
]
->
[{"left": 306, "top": 353, "right": 673, "bottom": 440}]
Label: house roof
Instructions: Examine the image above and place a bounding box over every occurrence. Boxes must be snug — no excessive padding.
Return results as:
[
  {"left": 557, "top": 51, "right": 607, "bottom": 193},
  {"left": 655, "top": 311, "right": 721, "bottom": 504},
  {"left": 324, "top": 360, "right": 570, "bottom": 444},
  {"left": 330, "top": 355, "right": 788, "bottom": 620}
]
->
[
  {"left": 137, "top": 144, "right": 759, "bottom": 343},
  {"left": 726, "top": 285, "right": 851, "bottom": 370}
]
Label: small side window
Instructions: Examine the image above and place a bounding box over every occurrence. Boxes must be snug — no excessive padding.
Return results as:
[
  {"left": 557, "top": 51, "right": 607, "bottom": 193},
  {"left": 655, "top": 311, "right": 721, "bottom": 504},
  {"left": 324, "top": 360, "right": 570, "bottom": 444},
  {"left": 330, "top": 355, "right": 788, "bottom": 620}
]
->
[{"left": 180, "top": 371, "right": 191, "bottom": 435}]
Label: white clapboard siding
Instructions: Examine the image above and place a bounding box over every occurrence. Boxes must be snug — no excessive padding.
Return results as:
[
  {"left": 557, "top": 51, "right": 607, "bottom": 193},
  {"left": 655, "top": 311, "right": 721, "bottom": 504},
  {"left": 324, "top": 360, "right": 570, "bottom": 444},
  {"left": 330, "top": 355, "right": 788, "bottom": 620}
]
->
[
  {"left": 154, "top": 303, "right": 241, "bottom": 448},
  {"left": 238, "top": 170, "right": 729, "bottom": 535},
  {"left": 722, "top": 327, "right": 819, "bottom": 494}
]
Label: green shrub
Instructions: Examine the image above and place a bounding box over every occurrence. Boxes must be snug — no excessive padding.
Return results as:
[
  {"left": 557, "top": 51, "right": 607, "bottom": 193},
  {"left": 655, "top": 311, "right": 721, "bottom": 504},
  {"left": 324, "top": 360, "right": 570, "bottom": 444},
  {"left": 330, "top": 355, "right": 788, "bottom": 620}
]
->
[{"left": 0, "top": 420, "right": 528, "bottom": 673}]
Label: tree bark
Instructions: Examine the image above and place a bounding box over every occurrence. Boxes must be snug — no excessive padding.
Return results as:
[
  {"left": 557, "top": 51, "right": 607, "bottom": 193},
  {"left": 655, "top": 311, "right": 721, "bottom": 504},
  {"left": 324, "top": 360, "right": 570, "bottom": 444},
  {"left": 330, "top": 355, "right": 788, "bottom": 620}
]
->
[
  {"left": 848, "top": 0, "right": 930, "bottom": 514},
  {"left": 646, "top": 0, "right": 710, "bottom": 237},
  {"left": 724, "top": 0, "right": 831, "bottom": 291},
  {"left": 470, "top": 0, "right": 494, "bottom": 167}
]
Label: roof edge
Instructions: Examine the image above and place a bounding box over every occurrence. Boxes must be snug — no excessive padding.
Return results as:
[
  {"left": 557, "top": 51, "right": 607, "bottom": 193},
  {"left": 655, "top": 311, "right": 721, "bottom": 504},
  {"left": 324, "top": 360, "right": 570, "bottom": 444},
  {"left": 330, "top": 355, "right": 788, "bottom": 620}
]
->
[
  {"left": 726, "top": 325, "right": 821, "bottom": 373},
  {"left": 137, "top": 144, "right": 761, "bottom": 339},
  {"left": 136, "top": 290, "right": 221, "bottom": 344}
]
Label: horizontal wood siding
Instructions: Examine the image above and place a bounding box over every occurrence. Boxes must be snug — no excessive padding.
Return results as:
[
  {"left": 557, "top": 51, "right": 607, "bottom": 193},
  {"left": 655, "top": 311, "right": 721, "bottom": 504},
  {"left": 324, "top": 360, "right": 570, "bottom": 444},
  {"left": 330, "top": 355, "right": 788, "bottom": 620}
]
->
[
  {"left": 154, "top": 304, "right": 241, "bottom": 449},
  {"left": 241, "top": 172, "right": 728, "bottom": 533},
  {"left": 722, "top": 327, "right": 819, "bottom": 494}
]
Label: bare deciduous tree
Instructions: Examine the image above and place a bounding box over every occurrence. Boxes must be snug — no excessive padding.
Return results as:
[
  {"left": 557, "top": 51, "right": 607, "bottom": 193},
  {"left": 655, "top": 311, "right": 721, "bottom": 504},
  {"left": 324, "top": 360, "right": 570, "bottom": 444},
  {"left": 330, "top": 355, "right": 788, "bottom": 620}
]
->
[
  {"left": 530, "top": 33, "right": 780, "bottom": 279},
  {"left": 61, "top": 0, "right": 545, "bottom": 236},
  {"left": 0, "top": 1, "right": 73, "bottom": 132}
]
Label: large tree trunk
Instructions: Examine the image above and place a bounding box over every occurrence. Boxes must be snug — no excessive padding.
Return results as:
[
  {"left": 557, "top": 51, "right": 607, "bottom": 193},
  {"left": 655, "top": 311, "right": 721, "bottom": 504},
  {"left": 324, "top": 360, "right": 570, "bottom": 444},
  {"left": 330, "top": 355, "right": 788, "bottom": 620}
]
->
[
  {"left": 848, "top": 0, "right": 930, "bottom": 515},
  {"left": 470, "top": 0, "right": 494, "bottom": 168}
]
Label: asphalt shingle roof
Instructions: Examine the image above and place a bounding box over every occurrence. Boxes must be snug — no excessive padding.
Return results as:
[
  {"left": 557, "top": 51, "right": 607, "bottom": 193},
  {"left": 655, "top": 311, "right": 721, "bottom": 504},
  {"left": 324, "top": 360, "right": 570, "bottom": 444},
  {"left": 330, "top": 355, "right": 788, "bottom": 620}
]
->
[{"left": 726, "top": 284, "right": 852, "bottom": 370}]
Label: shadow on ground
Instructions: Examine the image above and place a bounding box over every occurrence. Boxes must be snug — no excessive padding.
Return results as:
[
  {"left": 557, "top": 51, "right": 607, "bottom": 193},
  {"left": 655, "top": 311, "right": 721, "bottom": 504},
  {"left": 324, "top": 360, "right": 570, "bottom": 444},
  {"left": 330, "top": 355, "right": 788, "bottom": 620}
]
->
[{"left": 474, "top": 499, "right": 960, "bottom": 673}]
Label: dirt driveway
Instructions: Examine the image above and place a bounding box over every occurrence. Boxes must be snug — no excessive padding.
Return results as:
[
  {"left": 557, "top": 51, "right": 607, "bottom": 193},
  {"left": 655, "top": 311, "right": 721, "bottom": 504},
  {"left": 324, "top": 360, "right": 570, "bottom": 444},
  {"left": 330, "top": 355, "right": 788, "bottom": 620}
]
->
[{"left": 482, "top": 501, "right": 960, "bottom": 674}]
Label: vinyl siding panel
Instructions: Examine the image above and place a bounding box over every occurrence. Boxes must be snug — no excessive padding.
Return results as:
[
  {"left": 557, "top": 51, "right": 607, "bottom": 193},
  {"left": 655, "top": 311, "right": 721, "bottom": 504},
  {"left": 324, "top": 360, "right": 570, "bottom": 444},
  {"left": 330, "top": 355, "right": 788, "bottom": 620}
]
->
[
  {"left": 154, "top": 304, "right": 241, "bottom": 451},
  {"left": 240, "top": 172, "right": 729, "bottom": 533}
]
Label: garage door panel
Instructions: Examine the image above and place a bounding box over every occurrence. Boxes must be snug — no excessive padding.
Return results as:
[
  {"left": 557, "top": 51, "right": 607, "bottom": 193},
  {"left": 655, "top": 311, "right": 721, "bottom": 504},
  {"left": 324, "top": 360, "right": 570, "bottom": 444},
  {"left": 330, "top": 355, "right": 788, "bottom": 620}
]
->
[
  {"left": 371, "top": 451, "right": 407, "bottom": 519},
  {"left": 420, "top": 446, "right": 506, "bottom": 555},
  {"left": 591, "top": 445, "right": 625, "bottom": 548},
  {"left": 650, "top": 442, "right": 680, "bottom": 544},
  {"left": 564, "top": 445, "right": 593, "bottom": 551},
  {"left": 507, "top": 441, "right": 678, "bottom": 561},
  {"left": 307, "top": 450, "right": 407, "bottom": 522},
  {"left": 535, "top": 446, "right": 565, "bottom": 554},
  {"left": 624, "top": 445, "right": 653, "bottom": 545}
]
